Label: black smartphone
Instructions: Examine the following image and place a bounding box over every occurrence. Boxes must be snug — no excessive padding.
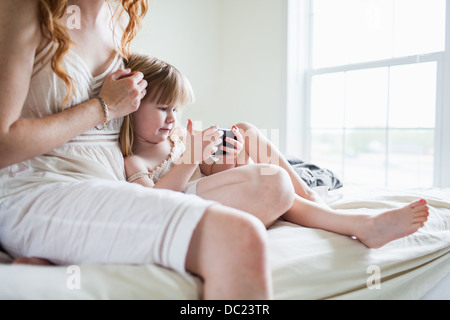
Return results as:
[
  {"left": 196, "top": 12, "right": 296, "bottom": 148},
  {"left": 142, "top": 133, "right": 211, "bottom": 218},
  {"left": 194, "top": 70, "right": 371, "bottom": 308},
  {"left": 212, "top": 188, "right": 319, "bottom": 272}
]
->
[{"left": 214, "top": 128, "right": 236, "bottom": 156}]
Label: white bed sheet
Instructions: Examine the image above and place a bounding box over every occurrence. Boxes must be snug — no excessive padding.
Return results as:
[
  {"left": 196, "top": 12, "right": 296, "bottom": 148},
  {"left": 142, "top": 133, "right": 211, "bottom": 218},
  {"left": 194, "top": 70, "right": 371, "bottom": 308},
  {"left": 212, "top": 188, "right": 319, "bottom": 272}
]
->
[
  {"left": 421, "top": 271, "right": 450, "bottom": 300},
  {"left": 0, "top": 185, "right": 449, "bottom": 300}
]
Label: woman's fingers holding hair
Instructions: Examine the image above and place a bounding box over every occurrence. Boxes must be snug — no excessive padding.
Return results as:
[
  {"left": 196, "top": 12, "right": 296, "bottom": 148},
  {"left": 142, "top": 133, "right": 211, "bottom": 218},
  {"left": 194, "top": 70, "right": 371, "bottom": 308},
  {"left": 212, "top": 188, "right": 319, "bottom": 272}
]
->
[
  {"left": 99, "top": 70, "right": 148, "bottom": 119},
  {"left": 126, "top": 71, "right": 145, "bottom": 84},
  {"left": 137, "top": 79, "right": 148, "bottom": 92},
  {"left": 109, "top": 68, "right": 132, "bottom": 81},
  {"left": 126, "top": 72, "right": 147, "bottom": 102}
]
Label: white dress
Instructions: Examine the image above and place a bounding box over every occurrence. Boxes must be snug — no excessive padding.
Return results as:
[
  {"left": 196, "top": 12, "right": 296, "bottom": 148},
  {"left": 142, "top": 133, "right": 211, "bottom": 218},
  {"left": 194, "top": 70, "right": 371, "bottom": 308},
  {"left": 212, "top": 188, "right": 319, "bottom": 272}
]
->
[{"left": 0, "top": 43, "right": 214, "bottom": 273}]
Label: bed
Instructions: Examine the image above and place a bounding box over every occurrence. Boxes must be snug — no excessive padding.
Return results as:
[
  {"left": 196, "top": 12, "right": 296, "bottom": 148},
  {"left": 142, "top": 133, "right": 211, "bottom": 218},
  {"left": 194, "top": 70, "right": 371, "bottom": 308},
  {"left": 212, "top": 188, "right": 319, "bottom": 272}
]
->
[{"left": 0, "top": 184, "right": 449, "bottom": 300}]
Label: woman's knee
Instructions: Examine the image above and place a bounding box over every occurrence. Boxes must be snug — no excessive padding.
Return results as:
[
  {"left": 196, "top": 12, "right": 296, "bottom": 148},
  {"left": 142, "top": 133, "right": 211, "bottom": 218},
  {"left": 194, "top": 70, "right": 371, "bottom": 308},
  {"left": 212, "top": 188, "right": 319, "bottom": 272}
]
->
[{"left": 185, "top": 205, "right": 270, "bottom": 288}]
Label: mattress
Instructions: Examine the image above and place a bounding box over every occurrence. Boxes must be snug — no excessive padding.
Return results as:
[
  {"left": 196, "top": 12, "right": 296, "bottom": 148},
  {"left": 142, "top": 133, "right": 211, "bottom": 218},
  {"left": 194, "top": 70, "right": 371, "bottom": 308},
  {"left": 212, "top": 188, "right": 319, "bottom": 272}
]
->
[{"left": 0, "top": 185, "right": 449, "bottom": 300}]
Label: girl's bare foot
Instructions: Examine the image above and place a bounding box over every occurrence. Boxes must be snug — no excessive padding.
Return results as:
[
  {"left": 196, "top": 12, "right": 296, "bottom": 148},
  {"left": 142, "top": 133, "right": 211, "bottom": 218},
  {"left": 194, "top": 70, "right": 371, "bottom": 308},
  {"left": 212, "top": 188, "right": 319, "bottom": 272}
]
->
[
  {"left": 12, "top": 257, "right": 53, "bottom": 266},
  {"left": 356, "top": 200, "right": 430, "bottom": 249}
]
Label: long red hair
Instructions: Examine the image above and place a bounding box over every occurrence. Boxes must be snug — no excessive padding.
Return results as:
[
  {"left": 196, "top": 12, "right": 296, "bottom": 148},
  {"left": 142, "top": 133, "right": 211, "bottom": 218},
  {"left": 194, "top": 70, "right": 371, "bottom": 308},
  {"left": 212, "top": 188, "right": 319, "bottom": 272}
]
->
[{"left": 37, "top": 0, "right": 149, "bottom": 106}]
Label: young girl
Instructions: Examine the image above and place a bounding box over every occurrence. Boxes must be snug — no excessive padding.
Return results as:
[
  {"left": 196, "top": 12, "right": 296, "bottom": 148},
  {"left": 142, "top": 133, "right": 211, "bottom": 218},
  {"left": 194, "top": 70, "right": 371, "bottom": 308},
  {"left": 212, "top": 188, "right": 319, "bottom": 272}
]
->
[{"left": 121, "top": 53, "right": 430, "bottom": 249}]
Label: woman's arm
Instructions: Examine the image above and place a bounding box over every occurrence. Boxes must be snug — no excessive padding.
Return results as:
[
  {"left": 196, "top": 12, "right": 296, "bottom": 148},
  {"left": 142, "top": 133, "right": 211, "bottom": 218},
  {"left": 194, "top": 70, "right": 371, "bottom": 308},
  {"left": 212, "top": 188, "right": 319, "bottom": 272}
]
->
[{"left": 0, "top": 0, "right": 146, "bottom": 169}]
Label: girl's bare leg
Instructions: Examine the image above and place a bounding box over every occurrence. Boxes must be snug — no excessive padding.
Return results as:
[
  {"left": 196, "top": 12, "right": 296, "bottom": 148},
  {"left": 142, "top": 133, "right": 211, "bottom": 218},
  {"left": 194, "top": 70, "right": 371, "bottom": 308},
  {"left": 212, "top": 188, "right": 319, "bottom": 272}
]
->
[
  {"left": 196, "top": 164, "right": 295, "bottom": 227},
  {"left": 234, "top": 122, "right": 430, "bottom": 248},
  {"left": 185, "top": 204, "right": 272, "bottom": 299},
  {"left": 283, "top": 195, "right": 430, "bottom": 248},
  {"left": 235, "top": 122, "right": 325, "bottom": 205}
]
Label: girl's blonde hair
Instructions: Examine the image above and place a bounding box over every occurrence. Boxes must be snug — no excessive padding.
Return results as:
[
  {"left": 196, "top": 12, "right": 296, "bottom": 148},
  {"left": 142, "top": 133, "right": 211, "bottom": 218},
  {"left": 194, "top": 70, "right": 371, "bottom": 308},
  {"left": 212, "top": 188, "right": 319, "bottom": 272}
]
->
[
  {"left": 38, "top": 0, "right": 148, "bottom": 107},
  {"left": 119, "top": 53, "right": 195, "bottom": 157}
]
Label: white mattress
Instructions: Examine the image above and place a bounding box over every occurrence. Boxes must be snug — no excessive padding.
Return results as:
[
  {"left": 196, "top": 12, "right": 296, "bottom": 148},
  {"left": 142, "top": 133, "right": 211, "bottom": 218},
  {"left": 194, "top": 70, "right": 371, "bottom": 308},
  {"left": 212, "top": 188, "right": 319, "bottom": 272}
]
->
[{"left": 0, "top": 185, "right": 449, "bottom": 300}]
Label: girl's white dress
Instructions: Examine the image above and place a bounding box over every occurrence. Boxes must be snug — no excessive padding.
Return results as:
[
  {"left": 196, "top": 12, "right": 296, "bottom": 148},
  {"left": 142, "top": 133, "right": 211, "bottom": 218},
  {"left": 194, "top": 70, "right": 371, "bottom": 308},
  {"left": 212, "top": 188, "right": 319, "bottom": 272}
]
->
[{"left": 0, "top": 43, "right": 214, "bottom": 273}]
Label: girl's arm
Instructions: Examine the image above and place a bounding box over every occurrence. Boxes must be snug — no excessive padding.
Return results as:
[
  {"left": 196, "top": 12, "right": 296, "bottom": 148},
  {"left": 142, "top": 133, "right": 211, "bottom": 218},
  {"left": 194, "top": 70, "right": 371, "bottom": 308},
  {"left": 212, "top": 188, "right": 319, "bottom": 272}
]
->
[
  {"left": 124, "top": 155, "right": 198, "bottom": 192},
  {"left": 153, "top": 163, "right": 198, "bottom": 192},
  {"left": 125, "top": 120, "right": 223, "bottom": 191},
  {"left": 153, "top": 121, "right": 222, "bottom": 191},
  {"left": 124, "top": 156, "right": 155, "bottom": 188},
  {"left": 0, "top": 0, "right": 147, "bottom": 169}
]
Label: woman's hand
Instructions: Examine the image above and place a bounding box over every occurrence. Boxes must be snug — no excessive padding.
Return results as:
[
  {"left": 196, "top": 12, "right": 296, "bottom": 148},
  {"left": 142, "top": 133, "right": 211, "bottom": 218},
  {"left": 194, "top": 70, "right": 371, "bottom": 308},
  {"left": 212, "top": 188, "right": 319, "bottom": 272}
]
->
[{"left": 98, "top": 68, "right": 148, "bottom": 119}]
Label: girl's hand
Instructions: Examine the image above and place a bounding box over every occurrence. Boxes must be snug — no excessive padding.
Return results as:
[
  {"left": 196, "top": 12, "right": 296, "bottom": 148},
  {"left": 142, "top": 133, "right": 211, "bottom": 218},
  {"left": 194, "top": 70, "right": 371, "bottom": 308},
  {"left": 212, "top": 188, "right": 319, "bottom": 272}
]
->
[
  {"left": 215, "top": 125, "right": 244, "bottom": 165},
  {"left": 223, "top": 125, "right": 244, "bottom": 161},
  {"left": 98, "top": 68, "right": 148, "bottom": 119},
  {"left": 181, "top": 120, "right": 223, "bottom": 165}
]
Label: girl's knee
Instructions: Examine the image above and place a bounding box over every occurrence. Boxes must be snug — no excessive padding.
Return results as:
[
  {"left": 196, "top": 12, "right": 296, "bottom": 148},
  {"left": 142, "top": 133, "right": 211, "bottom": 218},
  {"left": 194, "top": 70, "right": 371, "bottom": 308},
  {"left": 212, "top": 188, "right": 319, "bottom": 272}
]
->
[
  {"left": 235, "top": 122, "right": 257, "bottom": 132},
  {"left": 255, "top": 165, "right": 295, "bottom": 210},
  {"left": 235, "top": 122, "right": 259, "bottom": 143}
]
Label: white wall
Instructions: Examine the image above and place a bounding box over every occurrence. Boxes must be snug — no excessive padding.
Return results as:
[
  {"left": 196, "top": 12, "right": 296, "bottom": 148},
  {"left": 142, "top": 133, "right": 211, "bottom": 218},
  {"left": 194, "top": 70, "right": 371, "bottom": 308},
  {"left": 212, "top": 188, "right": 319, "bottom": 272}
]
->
[
  {"left": 131, "top": 0, "right": 222, "bottom": 129},
  {"left": 132, "top": 0, "right": 289, "bottom": 151}
]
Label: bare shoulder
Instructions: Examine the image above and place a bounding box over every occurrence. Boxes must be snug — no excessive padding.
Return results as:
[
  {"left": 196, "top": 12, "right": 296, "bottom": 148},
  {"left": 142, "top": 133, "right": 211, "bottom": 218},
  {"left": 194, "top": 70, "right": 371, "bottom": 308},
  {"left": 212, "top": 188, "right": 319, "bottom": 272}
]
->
[
  {"left": 0, "top": 0, "right": 42, "bottom": 128},
  {"left": 124, "top": 154, "right": 148, "bottom": 176},
  {"left": 0, "top": 0, "right": 41, "bottom": 46},
  {"left": 0, "top": 0, "right": 42, "bottom": 71}
]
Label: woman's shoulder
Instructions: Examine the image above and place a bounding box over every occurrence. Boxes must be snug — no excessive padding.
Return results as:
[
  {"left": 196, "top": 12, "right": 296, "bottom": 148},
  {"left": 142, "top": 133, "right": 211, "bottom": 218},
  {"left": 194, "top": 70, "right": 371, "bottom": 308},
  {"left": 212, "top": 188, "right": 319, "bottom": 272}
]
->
[{"left": 0, "top": 0, "right": 42, "bottom": 50}]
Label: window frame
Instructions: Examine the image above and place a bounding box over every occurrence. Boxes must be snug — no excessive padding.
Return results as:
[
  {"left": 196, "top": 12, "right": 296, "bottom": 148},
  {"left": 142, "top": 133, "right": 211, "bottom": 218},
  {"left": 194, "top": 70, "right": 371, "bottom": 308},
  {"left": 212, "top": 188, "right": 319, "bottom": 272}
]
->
[{"left": 287, "top": 0, "right": 450, "bottom": 188}]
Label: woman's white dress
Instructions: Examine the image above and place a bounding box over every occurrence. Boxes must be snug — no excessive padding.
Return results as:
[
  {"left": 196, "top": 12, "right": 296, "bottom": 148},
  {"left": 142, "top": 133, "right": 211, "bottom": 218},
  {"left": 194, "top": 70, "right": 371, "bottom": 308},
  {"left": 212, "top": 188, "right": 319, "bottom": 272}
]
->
[{"left": 0, "top": 43, "right": 214, "bottom": 273}]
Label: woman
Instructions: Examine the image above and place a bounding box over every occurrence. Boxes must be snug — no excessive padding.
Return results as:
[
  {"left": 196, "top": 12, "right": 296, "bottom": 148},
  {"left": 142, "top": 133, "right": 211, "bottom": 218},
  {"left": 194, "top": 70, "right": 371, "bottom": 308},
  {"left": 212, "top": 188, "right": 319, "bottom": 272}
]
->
[{"left": 0, "top": 0, "right": 295, "bottom": 299}]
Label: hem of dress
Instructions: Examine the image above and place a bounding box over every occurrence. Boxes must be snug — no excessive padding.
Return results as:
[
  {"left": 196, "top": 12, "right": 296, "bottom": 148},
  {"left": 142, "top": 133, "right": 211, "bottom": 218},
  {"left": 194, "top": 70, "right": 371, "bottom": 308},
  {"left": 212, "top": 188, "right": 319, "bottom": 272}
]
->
[{"left": 164, "top": 197, "right": 216, "bottom": 274}]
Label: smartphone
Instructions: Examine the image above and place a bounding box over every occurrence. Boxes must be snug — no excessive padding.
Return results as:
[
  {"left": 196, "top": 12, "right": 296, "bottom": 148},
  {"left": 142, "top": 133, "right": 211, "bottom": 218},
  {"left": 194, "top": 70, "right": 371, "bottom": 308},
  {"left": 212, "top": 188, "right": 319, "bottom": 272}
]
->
[{"left": 214, "top": 128, "right": 236, "bottom": 156}]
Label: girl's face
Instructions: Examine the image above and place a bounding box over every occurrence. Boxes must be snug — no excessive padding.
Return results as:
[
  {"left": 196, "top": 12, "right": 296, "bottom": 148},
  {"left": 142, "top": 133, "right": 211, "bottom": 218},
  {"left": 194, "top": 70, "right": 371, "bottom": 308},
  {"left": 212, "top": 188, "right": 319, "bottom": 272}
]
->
[{"left": 132, "top": 96, "right": 179, "bottom": 144}]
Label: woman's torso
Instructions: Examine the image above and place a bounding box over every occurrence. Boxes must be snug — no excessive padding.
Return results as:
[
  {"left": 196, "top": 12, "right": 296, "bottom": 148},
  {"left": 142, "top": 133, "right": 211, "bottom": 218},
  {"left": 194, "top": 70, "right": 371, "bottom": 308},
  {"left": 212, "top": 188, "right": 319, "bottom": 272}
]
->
[{"left": 0, "top": 40, "right": 126, "bottom": 198}]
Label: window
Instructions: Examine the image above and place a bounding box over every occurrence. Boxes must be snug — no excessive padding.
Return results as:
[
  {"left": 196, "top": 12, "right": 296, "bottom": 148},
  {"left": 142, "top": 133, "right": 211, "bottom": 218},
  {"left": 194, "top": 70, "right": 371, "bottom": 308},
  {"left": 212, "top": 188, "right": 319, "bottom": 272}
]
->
[{"left": 290, "top": 0, "right": 450, "bottom": 188}]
